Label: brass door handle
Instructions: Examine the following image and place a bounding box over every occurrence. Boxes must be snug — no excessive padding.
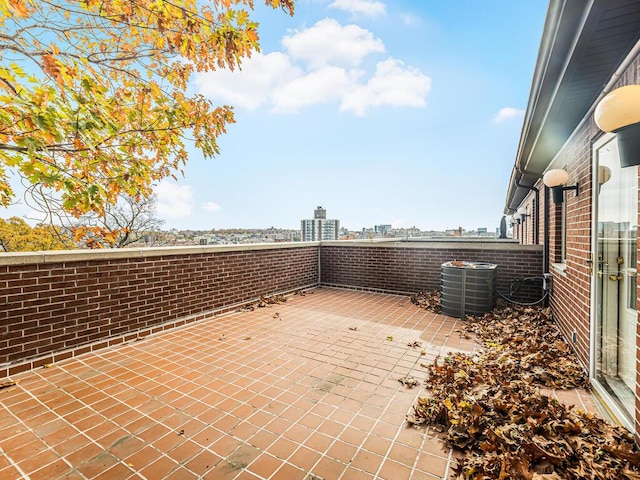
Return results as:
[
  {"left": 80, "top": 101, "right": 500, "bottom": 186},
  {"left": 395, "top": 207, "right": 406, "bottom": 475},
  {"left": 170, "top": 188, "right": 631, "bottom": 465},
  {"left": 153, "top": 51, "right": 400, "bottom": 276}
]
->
[{"left": 609, "top": 274, "right": 622, "bottom": 281}]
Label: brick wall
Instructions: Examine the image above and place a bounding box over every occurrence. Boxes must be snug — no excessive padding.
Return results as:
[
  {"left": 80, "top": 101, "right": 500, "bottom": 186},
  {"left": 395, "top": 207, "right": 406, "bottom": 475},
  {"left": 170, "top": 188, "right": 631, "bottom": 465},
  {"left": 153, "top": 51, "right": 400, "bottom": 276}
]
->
[
  {"left": 320, "top": 240, "right": 544, "bottom": 302},
  {"left": 0, "top": 240, "right": 547, "bottom": 377},
  {"left": 0, "top": 244, "right": 319, "bottom": 376},
  {"left": 514, "top": 53, "right": 640, "bottom": 434},
  {"left": 539, "top": 119, "right": 596, "bottom": 368}
]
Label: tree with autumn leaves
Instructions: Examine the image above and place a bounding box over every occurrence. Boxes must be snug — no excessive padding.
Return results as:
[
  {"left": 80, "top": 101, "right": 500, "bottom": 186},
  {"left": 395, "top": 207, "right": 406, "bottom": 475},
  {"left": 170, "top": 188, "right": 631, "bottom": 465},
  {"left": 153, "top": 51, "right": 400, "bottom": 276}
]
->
[
  {"left": 0, "top": 216, "right": 73, "bottom": 251},
  {"left": 0, "top": 0, "right": 294, "bottom": 246}
]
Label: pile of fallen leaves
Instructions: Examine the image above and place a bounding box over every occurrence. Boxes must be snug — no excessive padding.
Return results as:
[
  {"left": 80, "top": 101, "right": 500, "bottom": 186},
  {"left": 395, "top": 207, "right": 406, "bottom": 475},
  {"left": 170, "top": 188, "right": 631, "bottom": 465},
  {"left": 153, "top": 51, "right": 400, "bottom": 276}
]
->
[
  {"left": 237, "top": 293, "right": 288, "bottom": 312},
  {"left": 411, "top": 290, "right": 441, "bottom": 313},
  {"left": 465, "top": 303, "right": 589, "bottom": 390},
  {"left": 408, "top": 295, "right": 640, "bottom": 479}
]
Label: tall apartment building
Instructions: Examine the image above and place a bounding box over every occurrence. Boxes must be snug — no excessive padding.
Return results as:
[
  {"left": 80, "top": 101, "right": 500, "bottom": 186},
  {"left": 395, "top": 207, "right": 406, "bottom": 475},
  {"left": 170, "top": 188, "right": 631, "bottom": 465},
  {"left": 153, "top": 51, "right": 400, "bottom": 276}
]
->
[{"left": 301, "top": 206, "right": 340, "bottom": 241}]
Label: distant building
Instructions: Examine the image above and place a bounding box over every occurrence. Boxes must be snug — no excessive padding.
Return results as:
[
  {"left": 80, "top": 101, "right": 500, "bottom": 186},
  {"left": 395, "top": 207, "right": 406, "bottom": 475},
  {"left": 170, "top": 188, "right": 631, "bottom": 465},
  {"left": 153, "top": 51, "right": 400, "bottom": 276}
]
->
[
  {"left": 314, "top": 206, "right": 326, "bottom": 220},
  {"left": 375, "top": 224, "right": 392, "bottom": 235},
  {"left": 301, "top": 206, "right": 339, "bottom": 241},
  {"left": 446, "top": 227, "right": 463, "bottom": 237}
]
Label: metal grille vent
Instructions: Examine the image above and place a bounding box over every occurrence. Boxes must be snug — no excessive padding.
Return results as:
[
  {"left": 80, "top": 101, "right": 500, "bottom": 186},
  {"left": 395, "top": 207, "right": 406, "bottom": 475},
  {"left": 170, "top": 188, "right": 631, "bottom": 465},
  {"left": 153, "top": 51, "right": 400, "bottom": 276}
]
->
[{"left": 441, "top": 261, "right": 497, "bottom": 318}]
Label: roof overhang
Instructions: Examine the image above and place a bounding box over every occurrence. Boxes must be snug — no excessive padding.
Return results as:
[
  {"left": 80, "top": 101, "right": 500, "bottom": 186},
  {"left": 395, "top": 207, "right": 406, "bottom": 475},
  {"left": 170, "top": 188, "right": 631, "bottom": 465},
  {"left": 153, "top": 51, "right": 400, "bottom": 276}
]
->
[{"left": 504, "top": 0, "right": 640, "bottom": 213}]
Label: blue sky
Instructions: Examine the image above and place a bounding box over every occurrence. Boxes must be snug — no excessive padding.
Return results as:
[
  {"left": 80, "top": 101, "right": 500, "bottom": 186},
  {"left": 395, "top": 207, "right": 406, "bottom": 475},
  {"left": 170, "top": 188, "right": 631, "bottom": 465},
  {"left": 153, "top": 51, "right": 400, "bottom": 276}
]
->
[{"left": 8, "top": 0, "right": 549, "bottom": 232}]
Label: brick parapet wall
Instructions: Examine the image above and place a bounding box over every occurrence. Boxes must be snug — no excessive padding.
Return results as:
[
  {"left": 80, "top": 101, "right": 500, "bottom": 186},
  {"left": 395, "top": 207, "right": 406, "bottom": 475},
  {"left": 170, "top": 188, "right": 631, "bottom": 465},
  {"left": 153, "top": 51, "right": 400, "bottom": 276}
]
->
[
  {"left": 0, "top": 240, "right": 546, "bottom": 378},
  {"left": 0, "top": 243, "right": 320, "bottom": 377},
  {"left": 320, "top": 240, "right": 544, "bottom": 302}
]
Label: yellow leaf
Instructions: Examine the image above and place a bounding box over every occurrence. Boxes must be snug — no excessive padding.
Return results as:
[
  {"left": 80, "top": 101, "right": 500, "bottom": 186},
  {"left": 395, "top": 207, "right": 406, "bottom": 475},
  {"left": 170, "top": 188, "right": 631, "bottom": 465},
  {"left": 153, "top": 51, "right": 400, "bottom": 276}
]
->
[{"left": 444, "top": 398, "right": 453, "bottom": 411}]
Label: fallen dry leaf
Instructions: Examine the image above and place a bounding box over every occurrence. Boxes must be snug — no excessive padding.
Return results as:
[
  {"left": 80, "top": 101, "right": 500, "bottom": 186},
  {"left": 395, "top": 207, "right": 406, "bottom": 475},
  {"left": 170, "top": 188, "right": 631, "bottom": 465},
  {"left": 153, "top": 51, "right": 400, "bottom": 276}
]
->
[
  {"left": 406, "top": 295, "right": 639, "bottom": 479},
  {"left": 398, "top": 376, "right": 420, "bottom": 388},
  {"left": 240, "top": 294, "right": 288, "bottom": 312},
  {"left": 0, "top": 380, "right": 18, "bottom": 390},
  {"left": 410, "top": 291, "right": 441, "bottom": 313}
]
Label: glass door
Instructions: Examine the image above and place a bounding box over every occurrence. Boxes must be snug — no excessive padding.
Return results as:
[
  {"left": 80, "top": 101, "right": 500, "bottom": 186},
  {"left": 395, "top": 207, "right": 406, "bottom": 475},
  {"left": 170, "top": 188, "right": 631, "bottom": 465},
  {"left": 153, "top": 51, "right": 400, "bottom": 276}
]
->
[{"left": 592, "top": 135, "right": 637, "bottom": 429}]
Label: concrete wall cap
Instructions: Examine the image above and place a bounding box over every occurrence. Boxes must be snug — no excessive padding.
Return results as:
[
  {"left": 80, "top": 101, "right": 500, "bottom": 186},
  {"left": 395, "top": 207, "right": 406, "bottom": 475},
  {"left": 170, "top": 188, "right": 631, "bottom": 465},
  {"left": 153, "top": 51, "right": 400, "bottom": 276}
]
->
[
  {"left": 319, "top": 240, "right": 541, "bottom": 251},
  {"left": 0, "top": 242, "right": 321, "bottom": 266}
]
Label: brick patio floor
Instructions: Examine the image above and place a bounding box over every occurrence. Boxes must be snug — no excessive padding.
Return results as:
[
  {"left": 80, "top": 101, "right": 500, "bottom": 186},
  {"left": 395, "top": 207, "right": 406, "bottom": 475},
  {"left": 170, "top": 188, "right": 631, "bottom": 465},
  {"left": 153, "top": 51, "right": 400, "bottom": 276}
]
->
[{"left": 0, "top": 288, "right": 598, "bottom": 480}]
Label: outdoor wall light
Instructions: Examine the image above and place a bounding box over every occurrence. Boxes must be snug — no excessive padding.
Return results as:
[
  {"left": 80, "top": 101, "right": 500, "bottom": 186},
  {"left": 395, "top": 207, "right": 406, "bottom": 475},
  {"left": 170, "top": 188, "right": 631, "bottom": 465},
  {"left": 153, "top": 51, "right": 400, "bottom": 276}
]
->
[
  {"left": 594, "top": 85, "right": 640, "bottom": 168},
  {"left": 543, "top": 168, "right": 579, "bottom": 204},
  {"left": 516, "top": 206, "right": 530, "bottom": 221},
  {"left": 513, "top": 213, "right": 522, "bottom": 225}
]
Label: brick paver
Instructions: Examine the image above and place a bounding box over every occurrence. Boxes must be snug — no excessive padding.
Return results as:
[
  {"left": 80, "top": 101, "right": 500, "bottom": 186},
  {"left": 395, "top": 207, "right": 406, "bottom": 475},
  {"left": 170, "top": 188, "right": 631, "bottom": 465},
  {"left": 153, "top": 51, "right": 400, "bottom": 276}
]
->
[{"left": 0, "top": 288, "right": 599, "bottom": 479}]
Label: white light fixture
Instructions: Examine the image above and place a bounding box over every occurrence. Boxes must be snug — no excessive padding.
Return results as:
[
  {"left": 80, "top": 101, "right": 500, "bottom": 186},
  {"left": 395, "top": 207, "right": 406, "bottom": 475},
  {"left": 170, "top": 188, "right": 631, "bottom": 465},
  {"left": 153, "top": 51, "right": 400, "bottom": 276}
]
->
[
  {"left": 516, "top": 206, "right": 530, "bottom": 222},
  {"left": 543, "top": 168, "right": 579, "bottom": 204},
  {"left": 594, "top": 85, "right": 640, "bottom": 167}
]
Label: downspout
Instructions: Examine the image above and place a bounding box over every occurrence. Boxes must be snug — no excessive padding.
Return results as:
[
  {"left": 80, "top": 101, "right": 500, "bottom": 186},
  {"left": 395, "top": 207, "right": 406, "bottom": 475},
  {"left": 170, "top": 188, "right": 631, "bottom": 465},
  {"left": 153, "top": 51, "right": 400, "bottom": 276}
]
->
[
  {"left": 515, "top": 178, "right": 540, "bottom": 245},
  {"left": 543, "top": 186, "right": 550, "bottom": 274},
  {"left": 515, "top": 172, "right": 549, "bottom": 303}
]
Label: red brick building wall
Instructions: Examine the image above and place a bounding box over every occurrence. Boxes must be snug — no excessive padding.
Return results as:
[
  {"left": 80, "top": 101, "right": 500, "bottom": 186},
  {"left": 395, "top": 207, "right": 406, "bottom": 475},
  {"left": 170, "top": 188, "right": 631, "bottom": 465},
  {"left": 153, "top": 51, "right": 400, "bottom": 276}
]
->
[
  {"left": 513, "top": 55, "right": 640, "bottom": 433},
  {"left": 541, "top": 120, "right": 597, "bottom": 368},
  {"left": 514, "top": 120, "right": 604, "bottom": 368}
]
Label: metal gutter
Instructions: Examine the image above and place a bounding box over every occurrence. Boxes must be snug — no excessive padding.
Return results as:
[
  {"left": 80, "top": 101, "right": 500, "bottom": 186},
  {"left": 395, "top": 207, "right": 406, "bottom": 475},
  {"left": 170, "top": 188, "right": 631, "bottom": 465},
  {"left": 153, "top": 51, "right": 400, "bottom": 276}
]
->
[
  {"left": 518, "top": 0, "right": 594, "bottom": 175},
  {"left": 504, "top": 0, "right": 598, "bottom": 213}
]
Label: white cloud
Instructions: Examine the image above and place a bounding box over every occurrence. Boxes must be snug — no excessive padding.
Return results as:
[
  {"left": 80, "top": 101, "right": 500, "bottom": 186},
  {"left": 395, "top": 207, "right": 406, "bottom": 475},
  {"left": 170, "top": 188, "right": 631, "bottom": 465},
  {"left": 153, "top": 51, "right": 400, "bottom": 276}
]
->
[
  {"left": 340, "top": 58, "right": 432, "bottom": 116},
  {"left": 329, "top": 0, "right": 386, "bottom": 18},
  {"left": 493, "top": 107, "right": 525, "bottom": 123},
  {"left": 195, "top": 19, "right": 431, "bottom": 116},
  {"left": 282, "top": 18, "right": 385, "bottom": 69},
  {"left": 155, "top": 181, "right": 194, "bottom": 218},
  {"left": 271, "top": 66, "right": 358, "bottom": 112},
  {"left": 195, "top": 52, "right": 301, "bottom": 111},
  {"left": 202, "top": 201, "right": 221, "bottom": 212}
]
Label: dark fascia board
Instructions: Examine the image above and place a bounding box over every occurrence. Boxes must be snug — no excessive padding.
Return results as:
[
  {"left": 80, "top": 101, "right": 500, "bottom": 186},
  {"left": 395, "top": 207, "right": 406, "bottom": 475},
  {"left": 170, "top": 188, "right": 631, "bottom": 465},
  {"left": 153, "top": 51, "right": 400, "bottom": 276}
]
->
[
  {"left": 504, "top": 0, "right": 595, "bottom": 213},
  {"left": 516, "top": 0, "right": 596, "bottom": 176}
]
